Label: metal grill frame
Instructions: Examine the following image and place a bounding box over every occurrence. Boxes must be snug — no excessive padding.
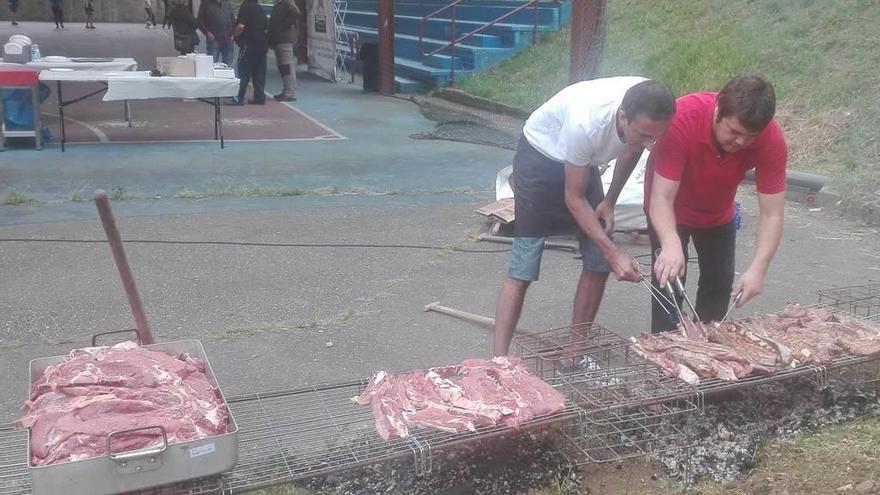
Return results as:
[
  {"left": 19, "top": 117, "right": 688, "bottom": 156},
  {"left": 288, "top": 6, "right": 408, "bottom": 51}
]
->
[
  {"left": 816, "top": 282, "right": 880, "bottom": 319},
  {"left": 513, "top": 323, "right": 702, "bottom": 413},
  {"left": 562, "top": 403, "right": 694, "bottom": 464}
]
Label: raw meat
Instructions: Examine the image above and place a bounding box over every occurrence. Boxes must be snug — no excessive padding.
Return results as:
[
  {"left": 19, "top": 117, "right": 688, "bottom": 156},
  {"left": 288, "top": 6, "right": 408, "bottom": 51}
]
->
[
  {"left": 15, "top": 342, "right": 229, "bottom": 466},
  {"left": 352, "top": 357, "right": 565, "bottom": 441}
]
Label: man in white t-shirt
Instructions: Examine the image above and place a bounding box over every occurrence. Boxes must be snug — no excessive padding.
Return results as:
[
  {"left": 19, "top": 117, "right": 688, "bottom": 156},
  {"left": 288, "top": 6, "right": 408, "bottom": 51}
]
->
[{"left": 493, "top": 77, "right": 676, "bottom": 356}]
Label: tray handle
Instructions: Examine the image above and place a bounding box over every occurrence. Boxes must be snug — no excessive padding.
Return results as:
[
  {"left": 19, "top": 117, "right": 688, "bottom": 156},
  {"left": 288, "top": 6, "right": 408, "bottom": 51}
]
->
[
  {"left": 107, "top": 426, "right": 168, "bottom": 463},
  {"left": 91, "top": 328, "right": 142, "bottom": 347}
]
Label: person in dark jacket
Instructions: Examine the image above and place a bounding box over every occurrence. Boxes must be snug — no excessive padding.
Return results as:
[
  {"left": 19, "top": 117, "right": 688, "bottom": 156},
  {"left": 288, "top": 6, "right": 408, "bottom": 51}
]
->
[
  {"left": 8, "top": 0, "right": 20, "bottom": 26},
  {"left": 169, "top": 0, "right": 198, "bottom": 54},
  {"left": 198, "top": 0, "right": 235, "bottom": 66},
  {"left": 49, "top": 0, "right": 64, "bottom": 29},
  {"left": 161, "top": 0, "right": 171, "bottom": 28},
  {"left": 267, "top": 0, "right": 301, "bottom": 101},
  {"left": 232, "top": 0, "right": 268, "bottom": 105}
]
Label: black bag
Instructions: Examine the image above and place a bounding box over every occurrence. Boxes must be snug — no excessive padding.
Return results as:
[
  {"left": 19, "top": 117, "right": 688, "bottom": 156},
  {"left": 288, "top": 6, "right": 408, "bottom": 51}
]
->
[{"left": 173, "top": 31, "right": 194, "bottom": 53}]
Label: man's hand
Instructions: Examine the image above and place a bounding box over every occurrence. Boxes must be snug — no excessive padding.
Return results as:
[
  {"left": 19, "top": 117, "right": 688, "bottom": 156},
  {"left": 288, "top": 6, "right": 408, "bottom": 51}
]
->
[
  {"left": 595, "top": 200, "right": 615, "bottom": 235},
  {"left": 207, "top": 32, "right": 216, "bottom": 42},
  {"left": 732, "top": 268, "right": 765, "bottom": 307},
  {"left": 609, "top": 249, "right": 642, "bottom": 283},
  {"left": 653, "top": 248, "right": 685, "bottom": 287}
]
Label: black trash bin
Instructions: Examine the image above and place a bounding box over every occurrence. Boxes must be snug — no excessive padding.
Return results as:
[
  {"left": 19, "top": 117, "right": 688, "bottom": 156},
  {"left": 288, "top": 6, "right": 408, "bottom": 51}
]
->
[{"left": 360, "top": 42, "right": 379, "bottom": 92}]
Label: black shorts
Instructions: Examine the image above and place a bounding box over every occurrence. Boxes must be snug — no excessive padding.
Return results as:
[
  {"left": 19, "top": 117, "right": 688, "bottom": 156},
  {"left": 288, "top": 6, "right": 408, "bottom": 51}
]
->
[{"left": 512, "top": 135, "right": 605, "bottom": 237}]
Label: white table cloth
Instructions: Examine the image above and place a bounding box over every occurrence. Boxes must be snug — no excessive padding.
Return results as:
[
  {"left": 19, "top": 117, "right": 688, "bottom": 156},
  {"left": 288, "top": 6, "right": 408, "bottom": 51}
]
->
[
  {"left": 0, "top": 57, "right": 138, "bottom": 72},
  {"left": 37, "top": 70, "right": 240, "bottom": 150},
  {"left": 38, "top": 70, "right": 239, "bottom": 101}
]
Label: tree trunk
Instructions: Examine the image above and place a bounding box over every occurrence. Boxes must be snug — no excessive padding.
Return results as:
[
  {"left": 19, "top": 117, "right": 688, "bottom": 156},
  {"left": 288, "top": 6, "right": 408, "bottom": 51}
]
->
[{"left": 569, "top": 0, "right": 608, "bottom": 84}]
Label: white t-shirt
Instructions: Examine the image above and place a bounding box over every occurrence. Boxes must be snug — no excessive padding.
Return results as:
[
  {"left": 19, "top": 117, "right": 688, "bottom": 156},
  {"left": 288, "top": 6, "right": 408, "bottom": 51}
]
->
[{"left": 522, "top": 76, "right": 646, "bottom": 167}]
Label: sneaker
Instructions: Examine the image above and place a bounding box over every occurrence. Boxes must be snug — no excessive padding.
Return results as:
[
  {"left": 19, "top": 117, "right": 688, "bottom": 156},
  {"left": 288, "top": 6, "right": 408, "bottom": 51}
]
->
[
  {"left": 145, "top": 24, "right": 151, "bottom": 29},
  {"left": 273, "top": 93, "right": 296, "bottom": 102},
  {"left": 247, "top": 98, "right": 265, "bottom": 105},
  {"left": 11, "top": 21, "right": 18, "bottom": 26},
  {"left": 226, "top": 96, "right": 244, "bottom": 106}
]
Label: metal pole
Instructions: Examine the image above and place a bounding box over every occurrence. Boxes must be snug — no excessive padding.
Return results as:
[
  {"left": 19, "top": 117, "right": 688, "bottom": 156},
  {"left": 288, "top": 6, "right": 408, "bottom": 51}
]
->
[
  {"left": 569, "top": 0, "right": 607, "bottom": 84},
  {"left": 94, "top": 190, "right": 155, "bottom": 345},
  {"left": 532, "top": 0, "right": 539, "bottom": 44},
  {"left": 450, "top": 4, "right": 457, "bottom": 86},
  {"left": 377, "top": 0, "right": 395, "bottom": 95}
]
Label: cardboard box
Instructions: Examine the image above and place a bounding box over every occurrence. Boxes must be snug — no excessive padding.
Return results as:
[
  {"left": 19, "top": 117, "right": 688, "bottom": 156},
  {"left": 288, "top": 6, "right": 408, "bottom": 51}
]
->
[
  {"left": 193, "top": 54, "right": 214, "bottom": 77},
  {"left": 156, "top": 56, "right": 195, "bottom": 77}
]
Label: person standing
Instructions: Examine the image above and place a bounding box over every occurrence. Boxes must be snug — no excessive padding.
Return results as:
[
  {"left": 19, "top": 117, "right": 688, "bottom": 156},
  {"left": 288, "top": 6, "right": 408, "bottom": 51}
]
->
[
  {"left": 84, "top": 0, "right": 96, "bottom": 29},
  {"left": 647, "top": 75, "right": 787, "bottom": 333},
  {"left": 161, "top": 0, "right": 171, "bottom": 28},
  {"left": 267, "top": 0, "right": 301, "bottom": 101},
  {"left": 144, "top": 0, "right": 157, "bottom": 28},
  {"left": 232, "top": 0, "right": 268, "bottom": 105},
  {"left": 198, "top": 0, "right": 235, "bottom": 67},
  {"left": 492, "top": 77, "right": 676, "bottom": 356},
  {"left": 7, "top": 0, "right": 19, "bottom": 26},
  {"left": 49, "top": 0, "right": 64, "bottom": 29},
  {"left": 169, "top": 0, "right": 198, "bottom": 54}
]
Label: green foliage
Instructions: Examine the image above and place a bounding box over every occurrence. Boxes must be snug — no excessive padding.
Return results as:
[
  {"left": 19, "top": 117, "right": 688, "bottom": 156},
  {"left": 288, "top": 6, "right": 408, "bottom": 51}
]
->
[{"left": 457, "top": 0, "right": 880, "bottom": 195}]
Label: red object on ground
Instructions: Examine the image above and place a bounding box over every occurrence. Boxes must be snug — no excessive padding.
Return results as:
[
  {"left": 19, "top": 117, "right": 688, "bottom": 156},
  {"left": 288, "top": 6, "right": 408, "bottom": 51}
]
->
[
  {"left": 15, "top": 342, "right": 230, "bottom": 466},
  {"left": 0, "top": 67, "right": 40, "bottom": 86},
  {"left": 352, "top": 357, "right": 566, "bottom": 441}
]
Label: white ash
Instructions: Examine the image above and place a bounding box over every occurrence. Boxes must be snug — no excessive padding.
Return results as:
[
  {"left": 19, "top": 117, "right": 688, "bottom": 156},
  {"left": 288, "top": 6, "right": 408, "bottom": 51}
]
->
[{"left": 654, "top": 378, "right": 880, "bottom": 483}]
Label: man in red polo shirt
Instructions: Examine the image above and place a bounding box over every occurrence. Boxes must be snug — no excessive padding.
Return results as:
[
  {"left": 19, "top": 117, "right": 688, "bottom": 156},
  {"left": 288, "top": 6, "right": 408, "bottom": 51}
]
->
[{"left": 646, "top": 75, "right": 787, "bottom": 333}]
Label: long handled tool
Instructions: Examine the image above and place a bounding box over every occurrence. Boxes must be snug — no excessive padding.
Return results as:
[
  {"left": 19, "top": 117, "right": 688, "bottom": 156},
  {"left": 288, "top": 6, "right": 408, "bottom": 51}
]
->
[
  {"left": 94, "top": 189, "right": 155, "bottom": 345},
  {"left": 423, "top": 301, "right": 532, "bottom": 334}
]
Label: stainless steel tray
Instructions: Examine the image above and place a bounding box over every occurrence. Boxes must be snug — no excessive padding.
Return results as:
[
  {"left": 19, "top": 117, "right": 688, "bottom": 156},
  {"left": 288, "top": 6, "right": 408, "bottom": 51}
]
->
[{"left": 25, "top": 340, "right": 238, "bottom": 495}]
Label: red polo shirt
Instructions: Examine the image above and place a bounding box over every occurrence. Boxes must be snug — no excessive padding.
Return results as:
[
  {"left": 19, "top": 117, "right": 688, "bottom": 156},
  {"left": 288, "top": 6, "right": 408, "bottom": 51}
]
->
[{"left": 645, "top": 92, "right": 788, "bottom": 228}]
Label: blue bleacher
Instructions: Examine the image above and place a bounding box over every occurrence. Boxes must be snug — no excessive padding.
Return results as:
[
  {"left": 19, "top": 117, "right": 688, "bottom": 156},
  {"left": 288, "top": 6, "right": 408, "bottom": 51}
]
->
[{"left": 265, "top": 1, "right": 569, "bottom": 92}]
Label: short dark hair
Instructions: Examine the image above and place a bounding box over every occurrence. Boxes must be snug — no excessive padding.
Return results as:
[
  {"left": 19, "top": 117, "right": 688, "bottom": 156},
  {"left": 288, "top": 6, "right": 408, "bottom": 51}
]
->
[
  {"left": 620, "top": 80, "right": 676, "bottom": 122},
  {"left": 716, "top": 75, "right": 776, "bottom": 133}
]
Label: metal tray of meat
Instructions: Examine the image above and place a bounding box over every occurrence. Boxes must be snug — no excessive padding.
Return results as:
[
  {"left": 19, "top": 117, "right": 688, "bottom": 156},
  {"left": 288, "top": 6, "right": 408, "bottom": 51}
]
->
[{"left": 25, "top": 339, "right": 238, "bottom": 495}]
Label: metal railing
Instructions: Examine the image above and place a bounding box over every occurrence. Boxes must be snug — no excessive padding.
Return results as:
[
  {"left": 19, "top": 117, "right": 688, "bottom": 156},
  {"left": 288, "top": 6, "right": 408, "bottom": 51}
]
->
[{"left": 418, "top": 0, "right": 542, "bottom": 85}]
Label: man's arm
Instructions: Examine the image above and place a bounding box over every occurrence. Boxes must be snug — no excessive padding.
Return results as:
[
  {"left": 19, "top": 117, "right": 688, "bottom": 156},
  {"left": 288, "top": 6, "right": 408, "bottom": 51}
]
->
[
  {"left": 595, "top": 144, "right": 644, "bottom": 234},
  {"left": 197, "top": 1, "right": 212, "bottom": 39},
  {"left": 234, "top": 3, "right": 247, "bottom": 36},
  {"left": 734, "top": 191, "right": 785, "bottom": 306},
  {"left": 649, "top": 173, "right": 685, "bottom": 286},
  {"left": 564, "top": 164, "right": 640, "bottom": 282}
]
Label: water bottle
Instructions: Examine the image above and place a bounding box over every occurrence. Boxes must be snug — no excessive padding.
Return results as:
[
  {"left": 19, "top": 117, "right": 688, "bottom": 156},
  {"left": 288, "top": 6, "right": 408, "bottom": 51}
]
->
[
  {"left": 31, "top": 44, "right": 41, "bottom": 61},
  {"left": 734, "top": 199, "right": 742, "bottom": 232}
]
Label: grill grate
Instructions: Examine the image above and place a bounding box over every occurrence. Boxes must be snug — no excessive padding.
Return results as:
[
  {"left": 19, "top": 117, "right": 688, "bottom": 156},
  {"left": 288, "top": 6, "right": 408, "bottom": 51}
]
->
[
  {"left": 816, "top": 282, "right": 880, "bottom": 319},
  {"left": 514, "top": 323, "right": 701, "bottom": 412},
  {"left": 562, "top": 404, "right": 693, "bottom": 464},
  {"left": 0, "top": 383, "right": 579, "bottom": 495}
]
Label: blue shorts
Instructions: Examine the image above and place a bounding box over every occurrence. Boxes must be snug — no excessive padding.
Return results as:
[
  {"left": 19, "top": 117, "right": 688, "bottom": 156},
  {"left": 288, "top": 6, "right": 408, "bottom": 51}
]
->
[{"left": 507, "top": 233, "right": 611, "bottom": 282}]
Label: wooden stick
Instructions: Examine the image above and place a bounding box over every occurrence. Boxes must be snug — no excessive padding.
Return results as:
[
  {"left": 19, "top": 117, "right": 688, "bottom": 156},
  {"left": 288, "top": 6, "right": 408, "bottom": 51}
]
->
[{"left": 423, "top": 302, "right": 532, "bottom": 334}]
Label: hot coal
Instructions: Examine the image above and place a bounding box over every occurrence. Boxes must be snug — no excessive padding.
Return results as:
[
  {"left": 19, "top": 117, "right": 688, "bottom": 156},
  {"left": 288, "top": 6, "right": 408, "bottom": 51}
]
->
[{"left": 654, "top": 378, "right": 880, "bottom": 483}]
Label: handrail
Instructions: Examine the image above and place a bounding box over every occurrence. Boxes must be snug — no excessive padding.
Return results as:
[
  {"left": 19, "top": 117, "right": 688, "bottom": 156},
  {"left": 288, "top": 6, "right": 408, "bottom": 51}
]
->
[
  {"left": 418, "top": 0, "right": 465, "bottom": 56},
  {"left": 417, "top": 0, "right": 542, "bottom": 85}
]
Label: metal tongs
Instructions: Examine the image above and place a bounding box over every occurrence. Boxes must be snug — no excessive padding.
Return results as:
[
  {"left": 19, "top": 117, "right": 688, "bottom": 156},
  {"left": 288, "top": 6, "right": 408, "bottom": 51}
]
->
[
  {"left": 668, "top": 276, "right": 700, "bottom": 322},
  {"left": 714, "top": 292, "right": 743, "bottom": 328}
]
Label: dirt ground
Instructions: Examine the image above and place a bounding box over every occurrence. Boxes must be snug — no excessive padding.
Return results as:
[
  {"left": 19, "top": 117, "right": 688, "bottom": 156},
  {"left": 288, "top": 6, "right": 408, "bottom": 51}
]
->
[{"left": 525, "top": 416, "right": 880, "bottom": 495}]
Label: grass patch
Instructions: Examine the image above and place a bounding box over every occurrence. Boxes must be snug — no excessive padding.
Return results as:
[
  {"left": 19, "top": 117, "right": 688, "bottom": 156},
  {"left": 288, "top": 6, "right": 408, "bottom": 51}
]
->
[
  {"left": 1, "top": 192, "right": 38, "bottom": 205},
  {"left": 457, "top": 0, "right": 880, "bottom": 195},
  {"left": 175, "top": 181, "right": 342, "bottom": 199}
]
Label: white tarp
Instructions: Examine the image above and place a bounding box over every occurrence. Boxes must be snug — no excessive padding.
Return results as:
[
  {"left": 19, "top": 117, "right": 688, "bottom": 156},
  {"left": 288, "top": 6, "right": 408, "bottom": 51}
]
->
[
  {"left": 307, "top": 0, "right": 337, "bottom": 81},
  {"left": 494, "top": 150, "right": 649, "bottom": 232}
]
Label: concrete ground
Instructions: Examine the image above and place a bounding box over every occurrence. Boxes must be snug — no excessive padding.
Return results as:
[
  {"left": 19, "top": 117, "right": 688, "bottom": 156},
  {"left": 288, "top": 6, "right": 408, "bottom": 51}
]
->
[{"left": 1, "top": 24, "right": 880, "bottom": 430}]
